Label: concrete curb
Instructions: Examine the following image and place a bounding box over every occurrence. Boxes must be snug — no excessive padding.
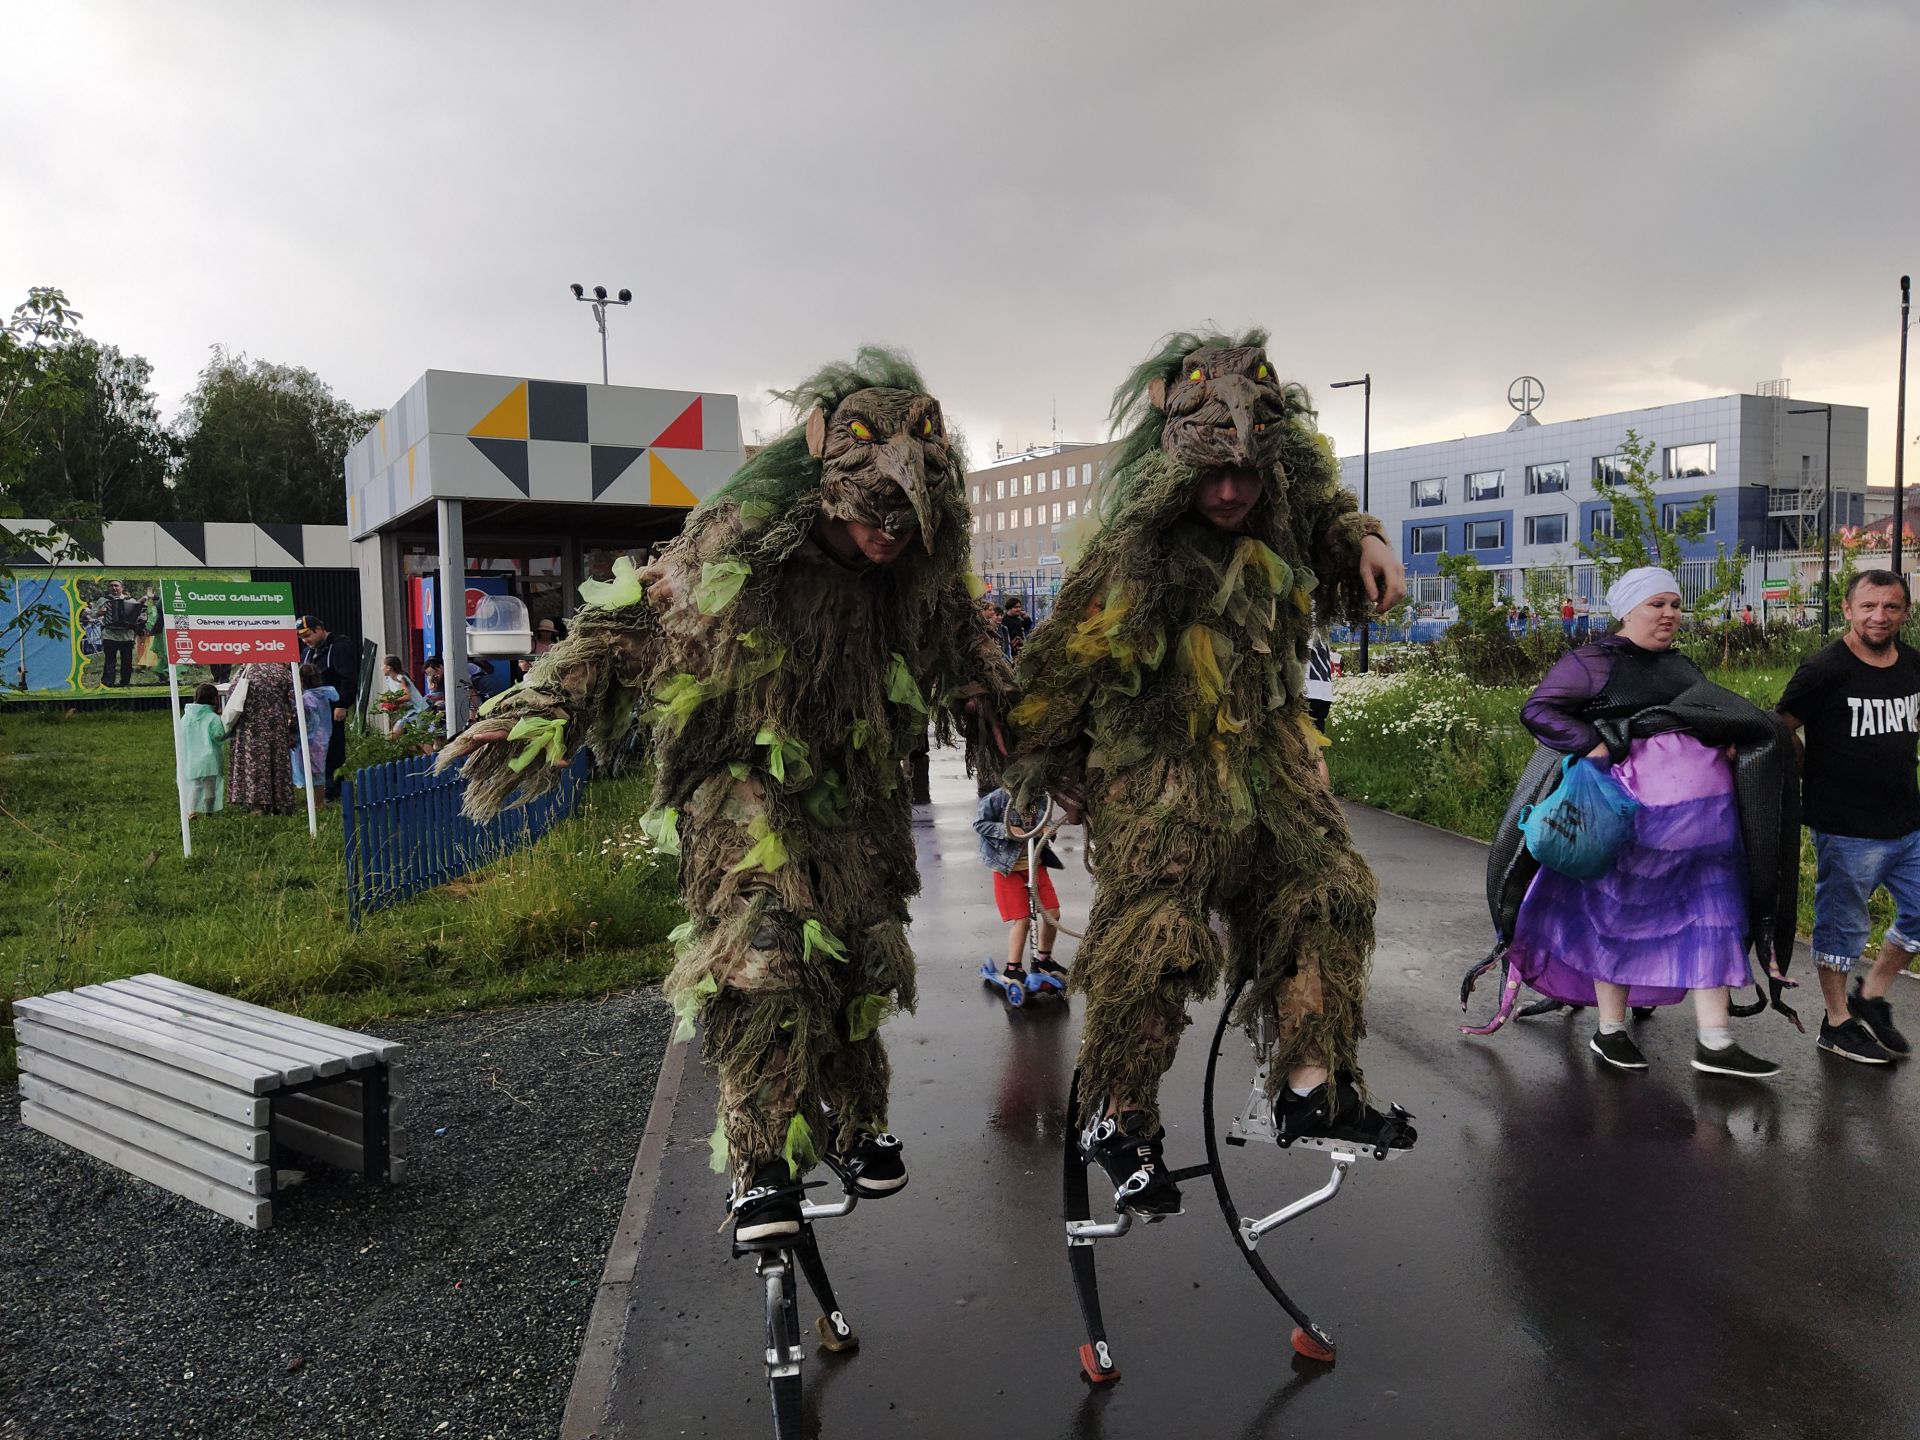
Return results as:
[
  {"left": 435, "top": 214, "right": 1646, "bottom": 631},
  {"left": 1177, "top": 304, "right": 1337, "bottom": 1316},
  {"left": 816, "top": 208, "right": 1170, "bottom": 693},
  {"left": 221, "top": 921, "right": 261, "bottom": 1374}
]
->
[{"left": 559, "top": 1031, "right": 690, "bottom": 1440}]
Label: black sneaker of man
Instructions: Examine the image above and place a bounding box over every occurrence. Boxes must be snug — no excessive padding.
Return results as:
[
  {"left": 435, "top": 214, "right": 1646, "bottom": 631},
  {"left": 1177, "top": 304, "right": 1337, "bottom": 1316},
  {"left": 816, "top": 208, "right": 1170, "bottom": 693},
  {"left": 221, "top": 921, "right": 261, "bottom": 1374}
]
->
[
  {"left": 1589, "top": 1029, "right": 1649, "bottom": 1070},
  {"left": 1275, "top": 1075, "right": 1418, "bottom": 1152},
  {"left": 1690, "top": 1040, "right": 1781, "bottom": 1078},
  {"left": 1848, "top": 984, "right": 1912, "bottom": 1058},
  {"left": 1818, "top": 1016, "right": 1896, "bottom": 1066},
  {"left": 824, "top": 1129, "right": 908, "bottom": 1197},
  {"left": 731, "top": 1161, "right": 804, "bottom": 1245},
  {"left": 1086, "top": 1111, "right": 1181, "bottom": 1216}
]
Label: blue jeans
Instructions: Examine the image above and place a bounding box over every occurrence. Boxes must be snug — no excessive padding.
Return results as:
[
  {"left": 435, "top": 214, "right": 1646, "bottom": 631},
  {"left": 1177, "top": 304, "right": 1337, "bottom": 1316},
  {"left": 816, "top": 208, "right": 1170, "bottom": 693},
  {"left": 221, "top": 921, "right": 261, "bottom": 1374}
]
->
[{"left": 1811, "top": 830, "right": 1920, "bottom": 972}]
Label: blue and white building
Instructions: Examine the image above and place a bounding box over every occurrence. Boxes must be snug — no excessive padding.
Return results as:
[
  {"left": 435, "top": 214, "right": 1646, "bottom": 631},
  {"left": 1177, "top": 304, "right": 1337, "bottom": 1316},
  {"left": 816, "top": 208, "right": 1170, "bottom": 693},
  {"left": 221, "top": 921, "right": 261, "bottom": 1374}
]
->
[{"left": 1341, "top": 390, "right": 1869, "bottom": 610}]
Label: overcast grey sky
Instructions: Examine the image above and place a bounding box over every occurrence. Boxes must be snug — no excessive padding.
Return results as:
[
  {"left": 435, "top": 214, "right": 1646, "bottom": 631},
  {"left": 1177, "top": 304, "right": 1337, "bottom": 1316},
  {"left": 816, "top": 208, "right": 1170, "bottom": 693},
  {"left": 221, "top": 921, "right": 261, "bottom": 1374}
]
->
[{"left": 5, "top": 0, "right": 1916, "bottom": 484}]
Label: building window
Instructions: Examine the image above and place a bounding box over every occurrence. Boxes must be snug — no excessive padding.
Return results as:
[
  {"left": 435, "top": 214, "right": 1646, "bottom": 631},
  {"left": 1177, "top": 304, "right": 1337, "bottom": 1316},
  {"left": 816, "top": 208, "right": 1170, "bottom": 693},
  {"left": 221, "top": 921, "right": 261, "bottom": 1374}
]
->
[
  {"left": 971, "top": 515, "right": 980, "bottom": 535},
  {"left": 1665, "top": 442, "right": 1717, "bottom": 479},
  {"left": 1411, "top": 477, "right": 1446, "bottom": 508},
  {"left": 1052, "top": 469, "right": 1062, "bottom": 489},
  {"left": 1662, "top": 498, "right": 1716, "bottom": 531},
  {"left": 995, "top": 511, "right": 1005, "bottom": 531},
  {"left": 1066, "top": 499, "right": 1078, "bottom": 517},
  {"left": 1466, "top": 469, "right": 1505, "bottom": 502},
  {"left": 1593, "top": 454, "right": 1633, "bottom": 487},
  {"left": 1082, "top": 463, "right": 1093, "bottom": 486},
  {"left": 1526, "top": 462, "right": 1570, "bottom": 495},
  {"left": 1052, "top": 502, "right": 1063, "bottom": 522},
  {"left": 1026, "top": 506, "right": 1035, "bottom": 527},
  {"left": 995, "top": 479, "right": 1005, "bottom": 500},
  {"left": 1590, "top": 506, "right": 1614, "bottom": 538},
  {"left": 1413, "top": 575, "right": 1447, "bottom": 606},
  {"left": 1466, "top": 519, "right": 1505, "bottom": 551},
  {"left": 1067, "top": 467, "right": 1078, "bottom": 488},
  {"left": 1524, "top": 513, "right": 1567, "bottom": 546},
  {"left": 1411, "top": 524, "right": 1445, "bottom": 555}
]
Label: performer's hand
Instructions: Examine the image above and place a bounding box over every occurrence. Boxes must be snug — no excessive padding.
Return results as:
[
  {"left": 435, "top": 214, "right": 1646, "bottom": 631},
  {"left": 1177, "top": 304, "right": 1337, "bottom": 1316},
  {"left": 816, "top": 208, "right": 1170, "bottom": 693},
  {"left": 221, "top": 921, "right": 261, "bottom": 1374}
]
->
[
  {"left": 437, "top": 719, "right": 518, "bottom": 762},
  {"left": 332, "top": 706, "right": 347, "bottom": 723},
  {"left": 1358, "top": 534, "right": 1406, "bottom": 613},
  {"left": 963, "top": 694, "right": 1008, "bottom": 756}
]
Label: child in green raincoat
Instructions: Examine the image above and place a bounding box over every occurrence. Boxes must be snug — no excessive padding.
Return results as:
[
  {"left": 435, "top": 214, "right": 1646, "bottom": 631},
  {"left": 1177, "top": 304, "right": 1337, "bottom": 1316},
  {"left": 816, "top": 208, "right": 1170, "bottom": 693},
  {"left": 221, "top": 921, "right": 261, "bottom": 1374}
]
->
[{"left": 179, "top": 682, "right": 229, "bottom": 817}]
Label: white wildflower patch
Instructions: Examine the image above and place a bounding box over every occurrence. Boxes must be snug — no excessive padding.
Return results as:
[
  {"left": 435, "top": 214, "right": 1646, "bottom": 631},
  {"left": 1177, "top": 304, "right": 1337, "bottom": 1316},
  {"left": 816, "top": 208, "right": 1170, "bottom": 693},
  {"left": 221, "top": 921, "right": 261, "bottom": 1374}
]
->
[{"left": 596, "top": 825, "right": 658, "bottom": 869}]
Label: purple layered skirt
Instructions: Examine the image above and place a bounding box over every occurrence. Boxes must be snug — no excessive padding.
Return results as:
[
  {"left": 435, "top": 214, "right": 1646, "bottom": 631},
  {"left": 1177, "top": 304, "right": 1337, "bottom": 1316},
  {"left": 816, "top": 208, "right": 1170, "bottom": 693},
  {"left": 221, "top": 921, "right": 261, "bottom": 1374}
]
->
[{"left": 1509, "top": 731, "right": 1752, "bottom": 1008}]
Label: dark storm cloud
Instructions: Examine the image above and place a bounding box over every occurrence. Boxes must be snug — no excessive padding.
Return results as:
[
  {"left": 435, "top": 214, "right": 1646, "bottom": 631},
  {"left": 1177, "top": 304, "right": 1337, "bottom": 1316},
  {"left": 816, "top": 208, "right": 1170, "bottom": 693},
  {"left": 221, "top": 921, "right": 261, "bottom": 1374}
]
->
[{"left": 3, "top": 0, "right": 1913, "bottom": 480}]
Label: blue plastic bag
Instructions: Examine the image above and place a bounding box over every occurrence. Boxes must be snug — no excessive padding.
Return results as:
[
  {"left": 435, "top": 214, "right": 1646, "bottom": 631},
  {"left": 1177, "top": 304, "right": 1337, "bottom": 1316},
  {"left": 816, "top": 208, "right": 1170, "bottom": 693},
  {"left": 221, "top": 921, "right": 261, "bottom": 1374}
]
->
[{"left": 1519, "top": 755, "right": 1641, "bottom": 880}]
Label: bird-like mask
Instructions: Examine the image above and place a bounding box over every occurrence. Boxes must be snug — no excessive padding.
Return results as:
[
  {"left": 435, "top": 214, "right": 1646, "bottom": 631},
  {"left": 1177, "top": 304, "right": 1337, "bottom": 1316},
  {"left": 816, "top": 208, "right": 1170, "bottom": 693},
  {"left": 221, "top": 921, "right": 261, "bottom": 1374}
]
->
[
  {"left": 1149, "top": 344, "right": 1290, "bottom": 474},
  {"left": 806, "top": 387, "right": 954, "bottom": 553}
]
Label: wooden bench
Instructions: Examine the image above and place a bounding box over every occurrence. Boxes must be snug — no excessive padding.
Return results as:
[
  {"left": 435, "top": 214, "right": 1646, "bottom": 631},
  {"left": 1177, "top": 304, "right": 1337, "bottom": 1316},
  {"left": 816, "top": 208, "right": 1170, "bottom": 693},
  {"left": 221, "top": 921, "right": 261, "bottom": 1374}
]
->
[{"left": 14, "top": 975, "right": 406, "bottom": 1230}]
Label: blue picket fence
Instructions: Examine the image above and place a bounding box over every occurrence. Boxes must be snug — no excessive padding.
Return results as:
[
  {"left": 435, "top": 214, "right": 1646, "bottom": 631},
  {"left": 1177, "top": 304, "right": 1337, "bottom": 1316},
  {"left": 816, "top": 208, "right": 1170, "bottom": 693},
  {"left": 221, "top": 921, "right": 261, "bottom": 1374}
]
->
[{"left": 341, "top": 750, "right": 593, "bottom": 927}]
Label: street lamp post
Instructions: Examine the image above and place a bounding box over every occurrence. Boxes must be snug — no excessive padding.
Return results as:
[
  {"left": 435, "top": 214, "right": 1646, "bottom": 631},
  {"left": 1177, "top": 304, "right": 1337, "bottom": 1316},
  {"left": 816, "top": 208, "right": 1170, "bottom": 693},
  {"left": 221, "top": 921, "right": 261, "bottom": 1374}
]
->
[
  {"left": 1330, "top": 374, "right": 1372, "bottom": 670},
  {"left": 1896, "top": 275, "right": 1911, "bottom": 576},
  {"left": 569, "top": 283, "right": 632, "bottom": 384},
  {"left": 1790, "top": 405, "right": 1833, "bottom": 634}
]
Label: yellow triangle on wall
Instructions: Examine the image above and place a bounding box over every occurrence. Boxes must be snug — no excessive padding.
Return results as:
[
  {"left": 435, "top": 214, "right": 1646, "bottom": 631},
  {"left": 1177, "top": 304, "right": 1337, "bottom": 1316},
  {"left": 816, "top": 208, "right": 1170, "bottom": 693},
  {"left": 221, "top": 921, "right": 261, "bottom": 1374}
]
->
[
  {"left": 469, "top": 381, "right": 529, "bottom": 439},
  {"left": 649, "top": 451, "right": 698, "bottom": 507}
]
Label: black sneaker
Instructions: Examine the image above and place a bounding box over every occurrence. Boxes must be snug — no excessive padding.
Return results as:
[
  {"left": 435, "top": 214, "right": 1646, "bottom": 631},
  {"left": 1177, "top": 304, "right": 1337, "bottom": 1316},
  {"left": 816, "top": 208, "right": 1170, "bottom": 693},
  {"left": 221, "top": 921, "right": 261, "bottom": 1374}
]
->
[
  {"left": 1818, "top": 1017, "right": 1895, "bottom": 1066},
  {"left": 731, "top": 1161, "right": 803, "bottom": 1244},
  {"left": 1691, "top": 1040, "right": 1781, "bottom": 1078},
  {"left": 1849, "top": 986, "right": 1912, "bottom": 1058},
  {"left": 1003, "top": 961, "right": 1028, "bottom": 985},
  {"left": 1589, "top": 1029, "right": 1649, "bottom": 1070},
  {"left": 824, "top": 1129, "right": 908, "bottom": 1197},
  {"left": 1033, "top": 956, "right": 1069, "bottom": 982},
  {"left": 1275, "top": 1075, "right": 1418, "bottom": 1153},
  {"left": 1084, "top": 1111, "right": 1181, "bottom": 1215}
]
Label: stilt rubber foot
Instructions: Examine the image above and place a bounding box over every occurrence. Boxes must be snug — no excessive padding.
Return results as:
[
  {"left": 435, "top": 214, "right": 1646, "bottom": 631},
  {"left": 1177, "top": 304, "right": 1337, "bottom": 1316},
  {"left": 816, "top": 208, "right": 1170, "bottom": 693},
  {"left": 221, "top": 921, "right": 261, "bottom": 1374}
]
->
[
  {"left": 1290, "top": 1326, "right": 1336, "bottom": 1364},
  {"left": 1079, "top": 1342, "right": 1121, "bottom": 1384},
  {"left": 814, "top": 1315, "right": 859, "bottom": 1353}
]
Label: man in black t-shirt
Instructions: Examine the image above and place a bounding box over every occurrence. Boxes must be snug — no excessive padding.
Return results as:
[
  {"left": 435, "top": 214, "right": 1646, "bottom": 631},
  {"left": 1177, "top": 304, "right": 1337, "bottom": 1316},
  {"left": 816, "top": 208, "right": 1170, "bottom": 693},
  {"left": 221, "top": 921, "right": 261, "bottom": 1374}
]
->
[
  {"left": 1778, "top": 569, "right": 1920, "bottom": 1065},
  {"left": 1000, "top": 595, "right": 1032, "bottom": 654}
]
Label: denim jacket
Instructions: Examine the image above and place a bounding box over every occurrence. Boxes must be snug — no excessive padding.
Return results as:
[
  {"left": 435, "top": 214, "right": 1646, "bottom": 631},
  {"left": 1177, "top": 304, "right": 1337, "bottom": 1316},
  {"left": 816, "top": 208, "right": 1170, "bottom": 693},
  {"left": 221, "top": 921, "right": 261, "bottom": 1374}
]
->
[{"left": 974, "top": 787, "right": 1065, "bottom": 876}]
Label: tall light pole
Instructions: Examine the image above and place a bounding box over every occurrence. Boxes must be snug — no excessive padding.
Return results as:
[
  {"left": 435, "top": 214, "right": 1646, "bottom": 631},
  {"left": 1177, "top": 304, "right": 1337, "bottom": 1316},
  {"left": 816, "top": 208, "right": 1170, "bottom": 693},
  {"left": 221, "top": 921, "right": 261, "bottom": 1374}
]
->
[
  {"left": 1790, "top": 404, "right": 1833, "bottom": 634},
  {"left": 570, "top": 283, "right": 632, "bottom": 384},
  {"left": 1896, "top": 275, "right": 1911, "bottom": 576},
  {"left": 1330, "top": 374, "right": 1372, "bottom": 670}
]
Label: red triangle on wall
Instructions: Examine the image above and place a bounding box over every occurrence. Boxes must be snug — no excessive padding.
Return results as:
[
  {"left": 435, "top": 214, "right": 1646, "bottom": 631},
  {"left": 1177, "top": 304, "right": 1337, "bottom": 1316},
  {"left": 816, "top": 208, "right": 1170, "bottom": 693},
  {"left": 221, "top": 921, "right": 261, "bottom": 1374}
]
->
[{"left": 651, "top": 395, "right": 703, "bottom": 450}]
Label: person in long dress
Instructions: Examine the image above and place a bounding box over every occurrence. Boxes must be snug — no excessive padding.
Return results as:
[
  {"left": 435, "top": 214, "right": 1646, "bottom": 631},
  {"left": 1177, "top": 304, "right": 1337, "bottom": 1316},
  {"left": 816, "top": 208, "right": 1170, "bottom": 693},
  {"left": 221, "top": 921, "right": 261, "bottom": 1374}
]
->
[
  {"left": 226, "top": 662, "right": 299, "bottom": 816},
  {"left": 1510, "top": 566, "right": 1779, "bottom": 1078}
]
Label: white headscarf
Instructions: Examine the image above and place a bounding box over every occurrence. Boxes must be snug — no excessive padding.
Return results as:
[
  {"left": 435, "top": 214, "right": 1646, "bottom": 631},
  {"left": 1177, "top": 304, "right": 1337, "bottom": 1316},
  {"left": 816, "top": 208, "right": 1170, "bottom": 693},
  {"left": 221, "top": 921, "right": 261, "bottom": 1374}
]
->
[{"left": 1606, "top": 566, "right": 1682, "bottom": 620}]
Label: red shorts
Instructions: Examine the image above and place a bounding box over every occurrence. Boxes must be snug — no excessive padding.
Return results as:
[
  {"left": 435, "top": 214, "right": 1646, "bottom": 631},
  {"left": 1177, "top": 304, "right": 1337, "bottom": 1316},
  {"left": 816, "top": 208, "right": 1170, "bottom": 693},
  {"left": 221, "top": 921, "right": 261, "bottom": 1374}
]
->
[{"left": 994, "top": 867, "right": 1058, "bottom": 922}]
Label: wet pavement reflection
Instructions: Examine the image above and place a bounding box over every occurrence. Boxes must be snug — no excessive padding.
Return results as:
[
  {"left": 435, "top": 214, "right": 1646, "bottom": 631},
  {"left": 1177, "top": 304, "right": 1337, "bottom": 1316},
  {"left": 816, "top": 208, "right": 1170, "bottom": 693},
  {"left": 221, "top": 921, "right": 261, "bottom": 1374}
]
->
[{"left": 602, "top": 750, "right": 1920, "bottom": 1438}]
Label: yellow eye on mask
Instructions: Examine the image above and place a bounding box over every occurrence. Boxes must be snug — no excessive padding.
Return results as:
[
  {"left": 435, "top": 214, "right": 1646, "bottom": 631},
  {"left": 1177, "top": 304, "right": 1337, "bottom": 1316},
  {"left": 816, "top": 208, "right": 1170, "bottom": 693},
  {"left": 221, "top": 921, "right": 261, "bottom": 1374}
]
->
[
  {"left": 921, "top": 418, "right": 933, "bottom": 436},
  {"left": 849, "top": 420, "right": 873, "bottom": 442},
  {"left": 1256, "top": 363, "right": 1269, "bottom": 379},
  {"left": 1188, "top": 367, "right": 1205, "bottom": 381}
]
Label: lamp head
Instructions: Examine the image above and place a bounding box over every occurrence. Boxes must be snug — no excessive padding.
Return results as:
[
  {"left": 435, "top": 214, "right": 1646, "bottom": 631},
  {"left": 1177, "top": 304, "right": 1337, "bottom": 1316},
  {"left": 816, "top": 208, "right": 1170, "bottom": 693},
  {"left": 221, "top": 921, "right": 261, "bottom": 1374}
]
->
[
  {"left": 570, "top": 282, "right": 584, "bottom": 299},
  {"left": 617, "top": 288, "right": 632, "bottom": 304},
  {"left": 593, "top": 285, "right": 608, "bottom": 301}
]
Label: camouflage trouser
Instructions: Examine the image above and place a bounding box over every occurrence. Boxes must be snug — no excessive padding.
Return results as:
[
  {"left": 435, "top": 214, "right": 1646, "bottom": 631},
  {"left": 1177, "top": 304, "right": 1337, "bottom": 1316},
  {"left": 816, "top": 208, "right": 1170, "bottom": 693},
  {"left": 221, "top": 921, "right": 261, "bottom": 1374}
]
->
[{"left": 1070, "top": 768, "right": 1375, "bottom": 1130}]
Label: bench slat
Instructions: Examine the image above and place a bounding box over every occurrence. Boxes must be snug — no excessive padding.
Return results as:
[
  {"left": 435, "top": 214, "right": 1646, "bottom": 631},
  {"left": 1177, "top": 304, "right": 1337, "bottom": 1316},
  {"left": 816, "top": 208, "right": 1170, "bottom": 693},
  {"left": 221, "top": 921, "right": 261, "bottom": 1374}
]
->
[
  {"left": 272, "top": 1113, "right": 366, "bottom": 1174},
  {"left": 80, "top": 983, "right": 349, "bottom": 1078},
  {"left": 20, "top": 1102, "right": 272, "bottom": 1230},
  {"left": 14, "top": 1023, "right": 268, "bottom": 1127},
  {"left": 21, "top": 1076, "right": 271, "bottom": 1195},
  {"left": 19, "top": 1054, "right": 269, "bottom": 1162},
  {"left": 127, "top": 975, "right": 403, "bottom": 1065},
  {"left": 13, "top": 998, "right": 278, "bottom": 1094},
  {"left": 47, "top": 991, "right": 313, "bottom": 1086},
  {"left": 275, "top": 1090, "right": 365, "bottom": 1142}
]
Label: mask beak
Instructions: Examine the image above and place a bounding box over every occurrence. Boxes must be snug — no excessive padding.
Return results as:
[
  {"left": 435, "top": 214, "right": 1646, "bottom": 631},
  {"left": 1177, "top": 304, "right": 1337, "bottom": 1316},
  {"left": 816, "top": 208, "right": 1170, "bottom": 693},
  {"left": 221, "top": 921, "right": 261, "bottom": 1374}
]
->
[
  {"left": 1214, "top": 376, "right": 1259, "bottom": 467},
  {"left": 877, "top": 435, "right": 937, "bottom": 553}
]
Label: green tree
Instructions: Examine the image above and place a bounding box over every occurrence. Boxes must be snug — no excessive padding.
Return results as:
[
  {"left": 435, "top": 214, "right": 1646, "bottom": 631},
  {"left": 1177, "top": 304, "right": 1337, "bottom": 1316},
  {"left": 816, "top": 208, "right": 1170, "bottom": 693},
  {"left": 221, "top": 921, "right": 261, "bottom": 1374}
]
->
[
  {"left": 12, "top": 339, "right": 175, "bottom": 520},
  {"left": 1437, "top": 549, "right": 1529, "bottom": 683},
  {"left": 171, "top": 348, "right": 379, "bottom": 525},
  {"left": 1579, "top": 428, "right": 1745, "bottom": 616},
  {"left": 1, "top": 287, "right": 105, "bottom": 664}
]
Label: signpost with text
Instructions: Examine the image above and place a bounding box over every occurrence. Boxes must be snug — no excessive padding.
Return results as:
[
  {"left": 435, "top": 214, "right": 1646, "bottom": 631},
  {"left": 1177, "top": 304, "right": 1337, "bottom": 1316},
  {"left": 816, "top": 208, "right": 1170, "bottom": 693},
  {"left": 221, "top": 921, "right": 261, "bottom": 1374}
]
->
[{"left": 161, "top": 580, "right": 314, "bottom": 853}]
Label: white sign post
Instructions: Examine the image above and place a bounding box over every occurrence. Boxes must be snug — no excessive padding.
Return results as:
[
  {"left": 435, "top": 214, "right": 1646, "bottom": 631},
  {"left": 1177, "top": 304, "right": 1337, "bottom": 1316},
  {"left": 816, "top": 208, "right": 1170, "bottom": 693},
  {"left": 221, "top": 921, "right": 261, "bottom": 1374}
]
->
[{"left": 162, "top": 580, "right": 310, "bottom": 854}]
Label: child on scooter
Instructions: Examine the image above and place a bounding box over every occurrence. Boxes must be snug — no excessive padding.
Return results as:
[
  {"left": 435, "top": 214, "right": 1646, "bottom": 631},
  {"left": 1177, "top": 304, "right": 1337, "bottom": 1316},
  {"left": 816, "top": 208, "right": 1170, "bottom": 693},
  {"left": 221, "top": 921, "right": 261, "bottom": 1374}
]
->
[{"left": 974, "top": 786, "right": 1066, "bottom": 991}]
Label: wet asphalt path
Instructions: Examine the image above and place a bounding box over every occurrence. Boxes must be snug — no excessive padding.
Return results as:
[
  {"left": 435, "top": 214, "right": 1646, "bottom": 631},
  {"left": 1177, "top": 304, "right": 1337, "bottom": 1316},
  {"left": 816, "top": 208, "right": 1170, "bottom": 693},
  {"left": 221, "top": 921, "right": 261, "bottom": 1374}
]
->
[{"left": 599, "top": 750, "right": 1920, "bottom": 1440}]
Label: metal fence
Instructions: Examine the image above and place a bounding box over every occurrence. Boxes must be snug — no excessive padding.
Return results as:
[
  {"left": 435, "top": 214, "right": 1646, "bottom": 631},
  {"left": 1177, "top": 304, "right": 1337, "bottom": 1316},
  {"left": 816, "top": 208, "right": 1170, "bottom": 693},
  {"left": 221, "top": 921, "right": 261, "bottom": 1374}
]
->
[{"left": 341, "top": 749, "right": 593, "bottom": 926}]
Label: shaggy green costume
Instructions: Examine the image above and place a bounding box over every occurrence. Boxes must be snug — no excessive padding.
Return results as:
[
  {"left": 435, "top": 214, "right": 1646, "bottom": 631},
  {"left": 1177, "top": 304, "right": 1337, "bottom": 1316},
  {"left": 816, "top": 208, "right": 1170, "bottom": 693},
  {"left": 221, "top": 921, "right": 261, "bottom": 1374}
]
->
[
  {"left": 444, "top": 349, "right": 1013, "bottom": 1182},
  {"left": 1005, "top": 331, "right": 1387, "bottom": 1128}
]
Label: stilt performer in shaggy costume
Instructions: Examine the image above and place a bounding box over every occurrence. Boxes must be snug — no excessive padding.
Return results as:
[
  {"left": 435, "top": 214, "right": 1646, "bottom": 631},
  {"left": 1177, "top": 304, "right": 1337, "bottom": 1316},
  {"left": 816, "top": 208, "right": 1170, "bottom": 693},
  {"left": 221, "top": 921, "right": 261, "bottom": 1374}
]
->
[
  {"left": 441, "top": 348, "right": 1014, "bottom": 1241},
  {"left": 1005, "top": 330, "right": 1416, "bottom": 1212}
]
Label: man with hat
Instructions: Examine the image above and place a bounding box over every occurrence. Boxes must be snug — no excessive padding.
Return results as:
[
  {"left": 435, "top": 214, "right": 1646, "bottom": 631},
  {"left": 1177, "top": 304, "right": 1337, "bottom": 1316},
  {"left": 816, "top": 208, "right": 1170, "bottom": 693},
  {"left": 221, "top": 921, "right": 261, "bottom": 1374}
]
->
[{"left": 298, "top": 616, "right": 357, "bottom": 799}]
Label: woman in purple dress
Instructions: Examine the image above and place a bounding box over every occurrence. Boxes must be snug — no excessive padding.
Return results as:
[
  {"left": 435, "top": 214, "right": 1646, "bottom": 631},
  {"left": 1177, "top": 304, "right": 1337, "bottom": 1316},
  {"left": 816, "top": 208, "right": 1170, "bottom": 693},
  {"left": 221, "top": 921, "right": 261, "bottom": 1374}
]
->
[{"left": 1509, "top": 566, "right": 1778, "bottom": 1078}]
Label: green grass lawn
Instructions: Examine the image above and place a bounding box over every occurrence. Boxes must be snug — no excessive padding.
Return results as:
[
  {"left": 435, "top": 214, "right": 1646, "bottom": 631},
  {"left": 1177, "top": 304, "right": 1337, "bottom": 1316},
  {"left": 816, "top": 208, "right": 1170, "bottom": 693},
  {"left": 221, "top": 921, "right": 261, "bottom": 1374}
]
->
[
  {"left": 1327, "top": 657, "right": 1893, "bottom": 951},
  {"left": 0, "top": 708, "right": 681, "bottom": 1077}
]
